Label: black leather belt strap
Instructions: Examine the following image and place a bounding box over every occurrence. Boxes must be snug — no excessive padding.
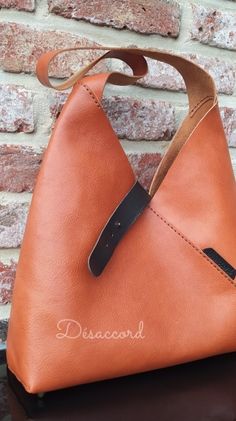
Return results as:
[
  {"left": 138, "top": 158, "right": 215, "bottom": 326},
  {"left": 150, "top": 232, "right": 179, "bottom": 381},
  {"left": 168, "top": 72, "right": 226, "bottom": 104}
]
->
[{"left": 88, "top": 181, "right": 151, "bottom": 277}]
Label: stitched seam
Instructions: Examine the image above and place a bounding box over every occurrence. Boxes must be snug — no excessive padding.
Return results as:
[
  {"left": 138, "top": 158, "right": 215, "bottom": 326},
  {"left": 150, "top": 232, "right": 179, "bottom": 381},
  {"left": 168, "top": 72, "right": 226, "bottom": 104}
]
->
[
  {"left": 190, "top": 96, "right": 214, "bottom": 117},
  {"left": 81, "top": 83, "right": 102, "bottom": 109},
  {"left": 148, "top": 205, "right": 236, "bottom": 288}
]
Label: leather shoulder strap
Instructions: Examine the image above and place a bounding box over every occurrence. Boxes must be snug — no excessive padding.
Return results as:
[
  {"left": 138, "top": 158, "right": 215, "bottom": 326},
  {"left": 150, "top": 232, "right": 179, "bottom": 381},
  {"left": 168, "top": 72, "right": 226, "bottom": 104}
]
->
[{"left": 36, "top": 46, "right": 216, "bottom": 110}]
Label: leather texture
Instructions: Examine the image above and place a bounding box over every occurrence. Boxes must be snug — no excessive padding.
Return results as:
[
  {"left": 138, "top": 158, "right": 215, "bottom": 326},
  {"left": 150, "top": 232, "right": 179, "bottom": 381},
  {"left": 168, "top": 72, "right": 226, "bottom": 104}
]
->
[{"left": 6, "top": 47, "right": 236, "bottom": 394}]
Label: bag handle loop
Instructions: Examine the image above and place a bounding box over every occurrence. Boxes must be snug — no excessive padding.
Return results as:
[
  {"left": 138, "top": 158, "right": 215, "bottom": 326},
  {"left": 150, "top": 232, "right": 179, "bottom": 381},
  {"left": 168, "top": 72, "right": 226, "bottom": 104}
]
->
[
  {"left": 36, "top": 46, "right": 217, "bottom": 113},
  {"left": 36, "top": 47, "right": 148, "bottom": 91}
]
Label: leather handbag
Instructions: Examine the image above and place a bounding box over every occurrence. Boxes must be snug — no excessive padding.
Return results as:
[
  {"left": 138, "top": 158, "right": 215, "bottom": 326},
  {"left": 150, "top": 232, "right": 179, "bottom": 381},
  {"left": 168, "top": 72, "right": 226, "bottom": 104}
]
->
[{"left": 6, "top": 46, "right": 236, "bottom": 394}]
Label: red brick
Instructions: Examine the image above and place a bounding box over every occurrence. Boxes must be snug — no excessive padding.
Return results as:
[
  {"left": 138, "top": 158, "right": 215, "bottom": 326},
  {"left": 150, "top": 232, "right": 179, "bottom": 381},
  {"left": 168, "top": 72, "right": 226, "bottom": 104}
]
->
[
  {"left": 136, "top": 54, "right": 235, "bottom": 95},
  {"left": 0, "top": 203, "right": 28, "bottom": 248},
  {"left": 0, "top": 23, "right": 107, "bottom": 76},
  {"left": 127, "top": 152, "right": 162, "bottom": 189},
  {"left": 48, "top": 0, "right": 181, "bottom": 37},
  {"left": 220, "top": 107, "right": 236, "bottom": 147},
  {"left": 0, "top": 84, "right": 34, "bottom": 133},
  {"left": 0, "top": 260, "right": 16, "bottom": 304},
  {"left": 0, "top": 145, "right": 43, "bottom": 192},
  {"left": 50, "top": 93, "right": 176, "bottom": 141},
  {"left": 49, "top": 92, "right": 68, "bottom": 121},
  {"left": 191, "top": 5, "right": 236, "bottom": 51},
  {"left": 104, "top": 96, "right": 175, "bottom": 140},
  {"left": 0, "top": 0, "right": 35, "bottom": 11}
]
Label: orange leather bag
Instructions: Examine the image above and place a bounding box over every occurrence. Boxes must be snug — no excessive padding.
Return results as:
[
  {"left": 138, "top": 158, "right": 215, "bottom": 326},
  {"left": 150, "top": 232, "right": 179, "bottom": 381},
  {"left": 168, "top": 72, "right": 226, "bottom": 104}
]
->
[{"left": 6, "top": 47, "right": 236, "bottom": 394}]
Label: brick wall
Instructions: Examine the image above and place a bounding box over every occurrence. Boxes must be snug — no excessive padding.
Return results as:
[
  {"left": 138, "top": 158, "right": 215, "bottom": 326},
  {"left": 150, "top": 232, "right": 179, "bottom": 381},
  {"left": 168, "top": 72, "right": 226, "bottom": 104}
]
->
[{"left": 0, "top": 0, "right": 236, "bottom": 338}]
